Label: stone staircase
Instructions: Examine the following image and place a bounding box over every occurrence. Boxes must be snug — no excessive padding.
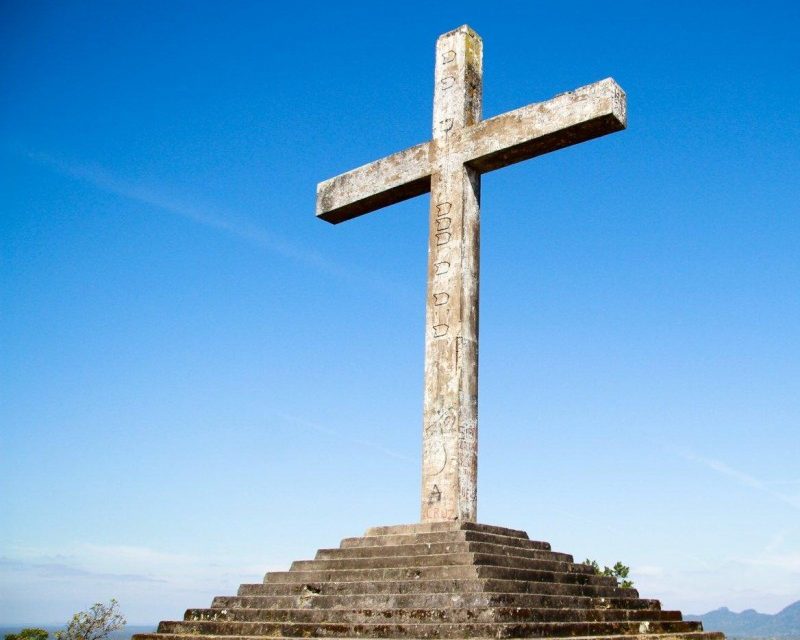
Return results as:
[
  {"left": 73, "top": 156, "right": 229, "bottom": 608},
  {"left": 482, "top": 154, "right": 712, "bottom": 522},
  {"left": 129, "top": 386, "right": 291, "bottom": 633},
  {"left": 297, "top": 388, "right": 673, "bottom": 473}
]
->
[{"left": 134, "top": 522, "right": 722, "bottom": 640}]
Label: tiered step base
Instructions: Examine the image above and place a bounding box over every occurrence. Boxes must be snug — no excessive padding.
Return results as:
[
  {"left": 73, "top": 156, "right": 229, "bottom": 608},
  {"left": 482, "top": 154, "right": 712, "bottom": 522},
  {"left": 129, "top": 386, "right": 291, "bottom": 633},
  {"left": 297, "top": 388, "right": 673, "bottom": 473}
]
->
[{"left": 134, "top": 522, "right": 723, "bottom": 640}]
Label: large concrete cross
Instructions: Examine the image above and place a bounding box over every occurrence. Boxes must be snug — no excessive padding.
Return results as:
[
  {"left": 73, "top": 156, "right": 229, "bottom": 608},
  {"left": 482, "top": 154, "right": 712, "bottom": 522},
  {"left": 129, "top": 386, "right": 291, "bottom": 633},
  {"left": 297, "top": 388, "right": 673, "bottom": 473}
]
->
[{"left": 316, "top": 25, "right": 626, "bottom": 523}]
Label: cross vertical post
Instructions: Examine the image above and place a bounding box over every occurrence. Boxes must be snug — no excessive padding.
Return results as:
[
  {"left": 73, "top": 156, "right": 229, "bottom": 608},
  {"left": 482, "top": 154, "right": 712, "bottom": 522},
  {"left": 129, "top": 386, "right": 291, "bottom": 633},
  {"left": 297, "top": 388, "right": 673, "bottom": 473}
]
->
[
  {"left": 315, "top": 24, "right": 626, "bottom": 526},
  {"left": 422, "top": 26, "right": 483, "bottom": 522}
]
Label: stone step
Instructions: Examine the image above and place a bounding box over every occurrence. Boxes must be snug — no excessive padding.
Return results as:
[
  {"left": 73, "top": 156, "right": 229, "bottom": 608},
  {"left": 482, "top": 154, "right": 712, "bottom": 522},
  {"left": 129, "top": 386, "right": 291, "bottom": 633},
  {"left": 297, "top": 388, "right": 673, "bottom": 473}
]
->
[
  {"left": 185, "top": 607, "right": 683, "bottom": 625},
  {"left": 292, "top": 552, "right": 476, "bottom": 572},
  {"left": 364, "top": 523, "right": 529, "bottom": 539},
  {"left": 474, "top": 565, "right": 614, "bottom": 585},
  {"left": 156, "top": 619, "right": 703, "bottom": 638},
  {"left": 136, "top": 522, "right": 721, "bottom": 640},
  {"left": 292, "top": 552, "right": 591, "bottom": 575},
  {"left": 265, "top": 564, "right": 478, "bottom": 584},
  {"left": 317, "top": 541, "right": 573, "bottom": 563},
  {"left": 264, "top": 564, "right": 617, "bottom": 587},
  {"left": 212, "top": 592, "right": 662, "bottom": 612},
  {"left": 136, "top": 633, "right": 723, "bottom": 640},
  {"left": 135, "top": 633, "right": 723, "bottom": 640},
  {"left": 240, "top": 578, "right": 639, "bottom": 599},
  {"left": 340, "top": 530, "right": 552, "bottom": 551}
]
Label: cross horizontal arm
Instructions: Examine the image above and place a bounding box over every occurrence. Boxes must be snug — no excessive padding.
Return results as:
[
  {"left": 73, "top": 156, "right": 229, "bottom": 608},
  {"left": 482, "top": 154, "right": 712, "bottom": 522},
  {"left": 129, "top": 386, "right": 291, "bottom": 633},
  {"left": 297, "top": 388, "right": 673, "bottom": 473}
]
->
[
  {"left": 456, "top": 77, "right": 626, "bottom": 173},
  {"left": 317, "top": 141, "right": 432, "bottom": 224},
  {"left": 316, "top": 78, "right": 626, "bottom": 225}
]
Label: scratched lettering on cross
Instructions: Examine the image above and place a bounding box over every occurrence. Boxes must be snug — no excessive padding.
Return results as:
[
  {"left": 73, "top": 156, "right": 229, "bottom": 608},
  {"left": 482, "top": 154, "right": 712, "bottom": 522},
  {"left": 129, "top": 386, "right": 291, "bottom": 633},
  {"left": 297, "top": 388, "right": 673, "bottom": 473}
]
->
[{"left": 316, "top": 25, "right": 626, "bottom": 523}]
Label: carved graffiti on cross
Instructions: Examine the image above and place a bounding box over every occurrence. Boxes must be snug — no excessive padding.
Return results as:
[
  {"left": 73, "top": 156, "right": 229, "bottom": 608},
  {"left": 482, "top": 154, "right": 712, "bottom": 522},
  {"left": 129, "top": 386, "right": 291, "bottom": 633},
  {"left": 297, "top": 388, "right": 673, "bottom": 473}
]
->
[{"left": 316, "top": 25, "right": 627, "bottom": 523}]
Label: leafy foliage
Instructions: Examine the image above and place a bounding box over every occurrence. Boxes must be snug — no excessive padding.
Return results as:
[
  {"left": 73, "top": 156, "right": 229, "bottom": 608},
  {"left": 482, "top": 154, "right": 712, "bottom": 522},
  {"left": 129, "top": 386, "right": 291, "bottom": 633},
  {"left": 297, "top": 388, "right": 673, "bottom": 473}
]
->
[
  {"left": 5, "top": 629, "right": 49, "bottom": 640},
  {"left": 584, "top": 558, "right": 634, "bottom": 589},
  {"left": 54, "top": 599, "right": 126, "bottom": 640}
]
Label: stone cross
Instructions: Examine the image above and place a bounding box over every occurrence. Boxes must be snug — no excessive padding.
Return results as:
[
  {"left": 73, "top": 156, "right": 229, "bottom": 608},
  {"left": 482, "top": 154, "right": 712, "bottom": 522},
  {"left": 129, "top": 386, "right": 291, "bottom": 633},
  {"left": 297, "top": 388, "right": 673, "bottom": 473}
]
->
[{"left": 316, "top": 25, "right": 626, "bottom": 523}]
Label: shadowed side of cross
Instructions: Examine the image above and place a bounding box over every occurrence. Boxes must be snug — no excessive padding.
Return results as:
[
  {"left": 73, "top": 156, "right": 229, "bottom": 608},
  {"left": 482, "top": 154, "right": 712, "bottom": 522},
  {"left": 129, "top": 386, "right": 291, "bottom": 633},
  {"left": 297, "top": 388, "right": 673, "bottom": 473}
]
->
[{"left": 316, "top": 25, "right": 626, "bottom": 524}]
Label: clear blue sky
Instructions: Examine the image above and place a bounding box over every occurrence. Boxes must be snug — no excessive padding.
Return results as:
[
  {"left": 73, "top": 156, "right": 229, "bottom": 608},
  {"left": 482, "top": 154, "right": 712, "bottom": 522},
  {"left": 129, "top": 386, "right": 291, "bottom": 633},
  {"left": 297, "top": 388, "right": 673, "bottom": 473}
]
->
[{"left": 2, "top": 0, "right": 798, "bottom": 626}]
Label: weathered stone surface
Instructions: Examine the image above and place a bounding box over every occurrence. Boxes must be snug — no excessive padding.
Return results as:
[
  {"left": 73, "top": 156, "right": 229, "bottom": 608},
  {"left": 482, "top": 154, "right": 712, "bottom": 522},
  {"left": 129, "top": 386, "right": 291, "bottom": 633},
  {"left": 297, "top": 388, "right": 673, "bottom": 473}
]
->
[
  {"left": 457, "top": 78, "right": 626, "bottom": 173},
  {"left": 290, "top": 552, "right": 589, "bottom": 574},
  {"left": 237, "top": 577, "right": 640, "bottom": 600},
  {"left": 315, "top": 26, "right": 626, "bottom": 523},
  {"left": 364, "top": 522, "right": 529, "bottom": 538},
  {"left": 182, "top": 608, "right": 683, "bottom": 624},
  {"left": 315, "top": 541, "right": 572, "bottom": 563},
  {"left": 316, "top": 142, "right": 432, "bottom": 224},
  {"left": 340, "top": 528, "right": 551, "bottom": 549},
  {"left": 136, "top": 523, "right": 722, "bottom": 640},
  {"left": 419, "top": 25, "right": 482, "bottom": 525},
  {"left": 143, "top": 633, "right": 720, "bottom": 640},
  {"left": 315, "top": 78, "right": 625, "bottom": 226},
  {"left": 211, "top": 593, "right": 663, "bottom": 612},
  {"left": 158, "top": 619, "right": 704, "bottom": 638}
]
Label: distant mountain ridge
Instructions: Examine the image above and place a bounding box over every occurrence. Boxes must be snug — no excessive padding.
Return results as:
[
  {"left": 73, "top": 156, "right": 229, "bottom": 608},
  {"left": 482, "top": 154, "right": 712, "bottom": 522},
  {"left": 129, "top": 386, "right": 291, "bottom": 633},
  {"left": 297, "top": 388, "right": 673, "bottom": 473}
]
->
[{"left": 687, "top": 600, "right": 800, "bottom": 638}]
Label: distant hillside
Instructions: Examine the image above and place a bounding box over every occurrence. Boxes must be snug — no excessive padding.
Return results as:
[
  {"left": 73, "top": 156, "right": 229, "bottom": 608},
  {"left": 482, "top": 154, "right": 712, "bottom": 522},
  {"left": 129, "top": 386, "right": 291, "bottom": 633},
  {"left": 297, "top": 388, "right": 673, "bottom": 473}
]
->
[{"left": 687, "top": 600, "right": 800, "bottom": 638}]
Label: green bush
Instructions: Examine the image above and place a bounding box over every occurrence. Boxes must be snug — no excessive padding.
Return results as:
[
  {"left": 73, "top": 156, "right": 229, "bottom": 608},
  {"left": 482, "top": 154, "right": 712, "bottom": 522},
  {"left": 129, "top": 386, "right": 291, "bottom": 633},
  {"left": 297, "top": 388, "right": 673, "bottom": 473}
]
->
[
  {"left": 5, "top": 629, "right": 49, "bottom": 640},
  {"left": 584, "top": 559, "right": 634, "bottom": 589}
]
